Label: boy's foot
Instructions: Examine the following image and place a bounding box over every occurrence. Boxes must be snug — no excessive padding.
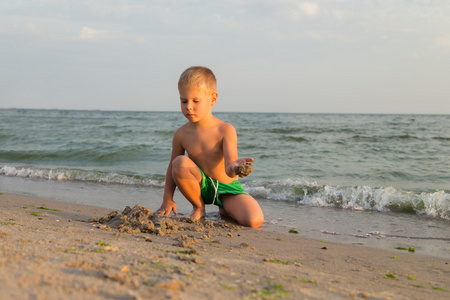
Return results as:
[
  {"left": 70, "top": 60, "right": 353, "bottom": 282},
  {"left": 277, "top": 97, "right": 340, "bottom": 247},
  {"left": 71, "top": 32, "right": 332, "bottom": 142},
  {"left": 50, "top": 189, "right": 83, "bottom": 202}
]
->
[{"left": 189, "top": 207, "right": 206, "bottom": 220}]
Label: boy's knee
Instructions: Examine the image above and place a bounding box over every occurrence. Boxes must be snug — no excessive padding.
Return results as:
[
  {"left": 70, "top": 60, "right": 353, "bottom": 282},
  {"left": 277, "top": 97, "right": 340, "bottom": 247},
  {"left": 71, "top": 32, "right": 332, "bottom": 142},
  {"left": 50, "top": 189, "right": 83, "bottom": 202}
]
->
[
  {"left": 172, "top": 155, "right": 188, "bottom": 167},
  {"left": 171, "top": 155, "right": 200, "bottom": 180},
  {"left": 172, "top": 155, "right": 194, "bottom": 170},
  {"left": 244, "top": 214, "right": 264, "bottom": 228},
  {"left": 235, "top": 209, "right": 264, "bottom": 228}
]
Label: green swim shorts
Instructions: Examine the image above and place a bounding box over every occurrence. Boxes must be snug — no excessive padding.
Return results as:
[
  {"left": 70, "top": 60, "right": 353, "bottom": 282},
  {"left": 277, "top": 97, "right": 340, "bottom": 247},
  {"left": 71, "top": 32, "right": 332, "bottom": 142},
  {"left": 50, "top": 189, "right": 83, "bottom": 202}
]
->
[{"left": 199, "top": 168, "right": 249, "bottom": 209}]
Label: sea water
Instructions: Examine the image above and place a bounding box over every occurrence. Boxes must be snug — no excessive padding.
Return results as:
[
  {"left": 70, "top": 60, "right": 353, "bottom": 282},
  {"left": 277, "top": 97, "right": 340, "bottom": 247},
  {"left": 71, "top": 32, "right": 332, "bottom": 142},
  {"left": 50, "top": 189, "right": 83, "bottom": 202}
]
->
[{"left": 1, "top": 109, "right": 449, "bottom": 258}]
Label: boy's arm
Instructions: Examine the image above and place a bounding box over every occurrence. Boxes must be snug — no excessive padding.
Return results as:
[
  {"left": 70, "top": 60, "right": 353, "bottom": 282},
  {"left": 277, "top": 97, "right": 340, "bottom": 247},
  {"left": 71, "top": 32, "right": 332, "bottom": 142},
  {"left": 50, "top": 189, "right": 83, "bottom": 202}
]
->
[
  {"left": 159, "top": 130, "right": 185, "bottom": 216},
  {"left": 222, "top": 124, "right": 254, "bottom": 178}
]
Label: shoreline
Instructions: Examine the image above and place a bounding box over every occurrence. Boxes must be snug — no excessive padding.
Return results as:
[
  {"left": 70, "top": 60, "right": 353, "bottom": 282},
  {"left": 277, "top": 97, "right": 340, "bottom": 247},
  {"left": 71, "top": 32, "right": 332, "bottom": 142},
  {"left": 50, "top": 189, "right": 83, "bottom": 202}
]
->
[
  {"left": 1, "top": 193, "right": 449, "bottom": 299},
  {"left": 3, "top": 175, "right": 450, "bottom": 260}
]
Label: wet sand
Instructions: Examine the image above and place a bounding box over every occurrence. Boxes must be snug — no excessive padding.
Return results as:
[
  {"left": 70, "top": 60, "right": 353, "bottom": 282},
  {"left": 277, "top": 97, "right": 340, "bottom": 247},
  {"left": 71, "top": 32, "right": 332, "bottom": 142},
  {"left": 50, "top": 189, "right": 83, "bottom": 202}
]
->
[{"left": 0, "top": 193, "right": 449, "bottom": 299}]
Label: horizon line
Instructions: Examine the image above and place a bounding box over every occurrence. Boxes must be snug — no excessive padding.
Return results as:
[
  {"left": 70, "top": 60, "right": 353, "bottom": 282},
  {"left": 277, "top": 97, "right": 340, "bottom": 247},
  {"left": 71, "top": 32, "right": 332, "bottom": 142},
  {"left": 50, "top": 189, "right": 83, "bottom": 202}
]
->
[{"left": 1, "top": 107, "right": 449, "bottom": 116}]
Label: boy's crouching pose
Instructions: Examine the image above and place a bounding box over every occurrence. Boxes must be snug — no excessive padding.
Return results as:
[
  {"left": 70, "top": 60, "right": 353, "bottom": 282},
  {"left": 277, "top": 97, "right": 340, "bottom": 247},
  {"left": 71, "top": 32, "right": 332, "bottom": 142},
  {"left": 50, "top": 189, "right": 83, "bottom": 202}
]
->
[{"left": 158, "top": 66, "right": 264, "bottom": 228}]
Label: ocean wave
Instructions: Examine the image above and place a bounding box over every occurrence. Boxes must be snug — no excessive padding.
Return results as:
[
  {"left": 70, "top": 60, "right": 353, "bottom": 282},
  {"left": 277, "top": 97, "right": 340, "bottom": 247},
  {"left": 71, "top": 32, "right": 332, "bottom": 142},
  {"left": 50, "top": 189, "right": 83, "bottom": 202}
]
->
[
  {"left": 351, "top": 134, "right": 422, "bottom": 142},
  {"left": 0, "top": 143, "right": 166, "bottom": 163},
  {"left": 243, "top": 179, "right": 450, "bottom": 220},
  {"left": 0, "top": 165, "right": 165, "bottom": 187},
  {"left": 2, "top": 164, "right": 449, "bottom": 221}
]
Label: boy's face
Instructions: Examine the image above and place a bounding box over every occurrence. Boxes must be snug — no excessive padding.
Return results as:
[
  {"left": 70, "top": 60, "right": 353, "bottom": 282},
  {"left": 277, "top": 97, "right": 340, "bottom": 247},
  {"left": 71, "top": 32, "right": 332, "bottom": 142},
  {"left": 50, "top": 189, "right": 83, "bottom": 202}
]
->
[{"left": 178, "top": 84, "right": 217, "bottom": 123}]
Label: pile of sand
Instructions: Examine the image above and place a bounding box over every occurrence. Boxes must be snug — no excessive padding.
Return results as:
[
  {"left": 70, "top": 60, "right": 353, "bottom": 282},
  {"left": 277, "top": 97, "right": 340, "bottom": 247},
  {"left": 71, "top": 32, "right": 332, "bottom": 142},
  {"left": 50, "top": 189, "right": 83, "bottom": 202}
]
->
[{"left": 89, "top": 204, "right": 228, "bottom": 237}]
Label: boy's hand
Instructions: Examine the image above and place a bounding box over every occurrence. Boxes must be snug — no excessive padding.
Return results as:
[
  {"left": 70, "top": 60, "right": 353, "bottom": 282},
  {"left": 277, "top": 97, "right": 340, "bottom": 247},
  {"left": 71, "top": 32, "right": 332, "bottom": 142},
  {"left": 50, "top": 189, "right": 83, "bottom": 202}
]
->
[{"left": 158, "top": 200, "right": 177, "bottom": 216}]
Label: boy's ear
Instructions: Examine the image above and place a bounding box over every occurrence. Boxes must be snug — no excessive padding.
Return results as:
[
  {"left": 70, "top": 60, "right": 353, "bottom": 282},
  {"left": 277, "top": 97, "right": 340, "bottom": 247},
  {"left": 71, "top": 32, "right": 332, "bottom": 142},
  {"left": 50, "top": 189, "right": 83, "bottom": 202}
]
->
[{"left": 210, "top": 92, "right": 218, "bottom": 106}]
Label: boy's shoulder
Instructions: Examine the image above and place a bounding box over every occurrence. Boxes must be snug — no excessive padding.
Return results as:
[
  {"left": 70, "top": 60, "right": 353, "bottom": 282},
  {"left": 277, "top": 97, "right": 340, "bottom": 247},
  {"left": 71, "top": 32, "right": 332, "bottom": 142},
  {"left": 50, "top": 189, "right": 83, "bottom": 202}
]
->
[
  {"left": 174, "top": 119, "right": 236, "bottom": 136},
  {"left": 218, "top": 120, "right": 236, "bottom": 134}
]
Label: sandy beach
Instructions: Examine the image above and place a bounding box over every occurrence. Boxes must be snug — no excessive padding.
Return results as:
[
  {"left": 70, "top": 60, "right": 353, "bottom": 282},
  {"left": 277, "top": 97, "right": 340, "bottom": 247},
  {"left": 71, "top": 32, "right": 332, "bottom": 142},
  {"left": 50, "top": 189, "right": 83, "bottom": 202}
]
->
[{"left": 0, "top": 193, "right": 448, "bottom": 299}]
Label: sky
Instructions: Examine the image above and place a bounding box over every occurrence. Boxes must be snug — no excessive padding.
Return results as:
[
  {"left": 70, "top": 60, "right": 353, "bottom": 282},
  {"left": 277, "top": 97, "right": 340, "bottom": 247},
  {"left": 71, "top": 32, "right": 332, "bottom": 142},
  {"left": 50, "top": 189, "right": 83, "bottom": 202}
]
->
[{"left": 1, "top": 0, "right": 450, "bottom": 114}]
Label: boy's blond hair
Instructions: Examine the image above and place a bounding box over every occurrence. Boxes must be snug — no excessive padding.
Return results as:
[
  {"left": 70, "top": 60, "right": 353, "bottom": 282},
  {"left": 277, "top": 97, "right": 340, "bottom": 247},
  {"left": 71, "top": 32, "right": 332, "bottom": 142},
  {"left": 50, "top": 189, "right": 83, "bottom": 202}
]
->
[{"left": 178, "top": 66, "right": 217, "bottom": 93}]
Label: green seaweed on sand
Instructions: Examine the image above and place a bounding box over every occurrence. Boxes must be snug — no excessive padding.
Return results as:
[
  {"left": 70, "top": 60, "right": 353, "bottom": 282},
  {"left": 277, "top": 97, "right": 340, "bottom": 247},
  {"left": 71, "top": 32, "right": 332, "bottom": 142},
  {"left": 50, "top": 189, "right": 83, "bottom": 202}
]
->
[
  {"left": 247, "top": 282, "right": 290, "bottom": 299},
  {"left": 383, "top": 273, "right": 396, "bottom": 279},
  {"left": 267, "top": 259, "right": 292, "bottom": 265},
  {"left": 64, "top": 241, "right": 114, "bottom": 253},
  {"left": 395, "top": 246, "right": 407, "bottom": 250},
  {"left": 63, "top": 248, "right": 80, "bottom": 253},
  {"left": 412, "top": 284, "right": 424, "bottom": 288},
  {"left": 30, "top": 211, "right": 44, "bottom": 217},
  {"left": 288, "top": 229, "right": 299, "bottom": 234},
  {"left": 149, "top": 261, "right": 179, "bottom": 271},
  {"left": 0, "top": 222, "right": 23, "bottom": 226},
  {"left": 21, "top": 205, "right": 35, "bottom": 209},
  {"left": 432, "top": 287, "right": 448, "bottom": 291},
  {"left": 408, "top": 276, "right": 416, "bottom": 281},
  {"left": 395, "top": 246, "right": 415, "bottom": 252},
  {"left": 220, "top": 283, "right": 237, "bottom": 291},
  {"left": 176, "top": 249, "right": 198, "bottom": 255},
  {"left": 301, "top": 279, "right": 317, "bottom": 284},
  {"left": 88, "top": 240, "right": 113, "bottom": 252},
  {"left": 96, "top": 240, "right": 111, "bottom": 247},
  {"left": 185, "top": 275, "right": 201, "bottom": 281},
  {"left": 37, "top": 206, "right": 61, "bottom": 212}
]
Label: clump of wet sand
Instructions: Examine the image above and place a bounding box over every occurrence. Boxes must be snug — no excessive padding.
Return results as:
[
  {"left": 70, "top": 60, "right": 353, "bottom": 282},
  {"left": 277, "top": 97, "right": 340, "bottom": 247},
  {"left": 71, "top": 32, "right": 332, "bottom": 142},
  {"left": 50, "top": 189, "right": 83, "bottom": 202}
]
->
[
  {"left": 234, "top": 162, "right": 253, "bottom": 177},
  {"left": 89, "top": 204, "right": 218, "bottom": 236}
]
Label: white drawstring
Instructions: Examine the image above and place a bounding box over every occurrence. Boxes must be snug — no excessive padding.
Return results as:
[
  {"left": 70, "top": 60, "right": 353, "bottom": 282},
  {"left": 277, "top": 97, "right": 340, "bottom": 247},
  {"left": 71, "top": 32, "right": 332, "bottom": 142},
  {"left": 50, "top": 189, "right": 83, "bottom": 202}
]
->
[{"left": 209, "top": 177, "right": 219, "bottom": 205}]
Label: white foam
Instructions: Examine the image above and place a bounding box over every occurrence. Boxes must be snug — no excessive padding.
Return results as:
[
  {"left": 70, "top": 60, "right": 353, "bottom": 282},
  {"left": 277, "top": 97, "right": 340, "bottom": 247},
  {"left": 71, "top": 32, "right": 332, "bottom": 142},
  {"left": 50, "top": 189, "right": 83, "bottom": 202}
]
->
[
  {"left": 0, "top": 165, "right": 164, "bottom": 187},
  {"left": 244, "top": 177, "right": 450, "bottom": 220},
  {"left": 2, "top": 165, "right": 449, "bottom": 220}
]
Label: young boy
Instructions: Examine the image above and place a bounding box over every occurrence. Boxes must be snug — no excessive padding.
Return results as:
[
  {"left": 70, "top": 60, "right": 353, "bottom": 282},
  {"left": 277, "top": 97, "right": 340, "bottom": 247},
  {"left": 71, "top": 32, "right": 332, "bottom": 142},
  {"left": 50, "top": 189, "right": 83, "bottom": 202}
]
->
[{"left": 158, "top": 66, "right": 264, "bottom": 228}]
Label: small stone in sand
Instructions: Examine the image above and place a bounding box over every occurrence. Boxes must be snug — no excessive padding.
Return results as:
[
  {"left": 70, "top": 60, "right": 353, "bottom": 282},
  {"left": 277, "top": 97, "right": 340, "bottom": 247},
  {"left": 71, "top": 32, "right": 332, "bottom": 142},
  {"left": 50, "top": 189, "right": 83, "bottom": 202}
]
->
[
  {"left": 120, "top": 265, "right": 129, "bottom": 272},
  {"left": 0, "top": 230, "right": 8, "bottom": 238},
  {"left": 236, "top": 243, "right": 256, "bottom": 250},
  {"left": 154, "top": 280, "right": 185, "bottom": 290},
  {"left": 103, "top": 270, "right": 126, "bottom": 283},
  {"left": 358, "top": 292, "right": 370, "bottom": 298},
  {"left": 177, "top": 237, "right": 199, "bottom": 249}
]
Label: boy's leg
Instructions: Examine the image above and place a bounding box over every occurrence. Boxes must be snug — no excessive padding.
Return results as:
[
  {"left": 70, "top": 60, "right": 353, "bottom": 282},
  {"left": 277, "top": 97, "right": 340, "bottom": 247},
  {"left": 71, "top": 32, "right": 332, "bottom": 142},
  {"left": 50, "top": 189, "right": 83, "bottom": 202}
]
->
[
  {"left": 220, "top": 194, "right": 264, "bottom": 228},
  {"left": 171, "top": 155, "right": 205, "bottom": 219}
]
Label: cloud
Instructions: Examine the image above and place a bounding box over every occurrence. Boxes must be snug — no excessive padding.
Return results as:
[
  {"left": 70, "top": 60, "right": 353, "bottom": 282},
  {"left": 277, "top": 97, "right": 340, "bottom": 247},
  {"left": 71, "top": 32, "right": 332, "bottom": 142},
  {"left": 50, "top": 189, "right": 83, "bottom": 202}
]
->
[
  {"left": 300, "top": 2, "right": 319, "bottom": 16},
  {"left": 436, "top": 37, "right": 450, "bottom": 48},
  {"left": 282, "top": 1, "right": 319, "bottom": 22},
  {"left": 303, "top": 29, "right": 351, "bottom": 42},
  {"left": 79, "top": 26, "right": 107, "bottom": 41}
]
